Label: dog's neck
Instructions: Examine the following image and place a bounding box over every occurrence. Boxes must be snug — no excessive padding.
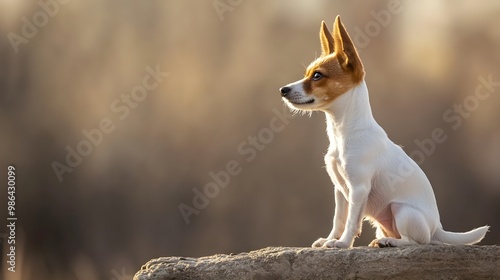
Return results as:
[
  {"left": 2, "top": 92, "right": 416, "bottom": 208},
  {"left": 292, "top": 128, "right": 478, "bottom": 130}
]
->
[{"left": 323, "top": 80, "right": 382, "bottom": 141}]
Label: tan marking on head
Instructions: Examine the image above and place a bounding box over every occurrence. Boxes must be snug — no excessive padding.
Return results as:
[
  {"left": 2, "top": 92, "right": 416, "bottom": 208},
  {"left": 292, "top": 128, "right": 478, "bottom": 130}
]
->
[{"left": 302, "top": 16, "right": 365, "bottom": 108}]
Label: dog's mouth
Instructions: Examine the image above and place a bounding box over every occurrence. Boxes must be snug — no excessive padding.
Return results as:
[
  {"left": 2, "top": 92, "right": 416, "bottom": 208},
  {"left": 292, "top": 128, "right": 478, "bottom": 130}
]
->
[{"left": 286, "top": 98, "right": 315, "bottom": 105}]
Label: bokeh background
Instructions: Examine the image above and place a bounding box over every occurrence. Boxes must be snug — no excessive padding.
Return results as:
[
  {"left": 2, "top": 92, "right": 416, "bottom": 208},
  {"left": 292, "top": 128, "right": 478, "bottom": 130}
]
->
[{"left": 1, "top": 0, "right": 500, "bottom": 279}]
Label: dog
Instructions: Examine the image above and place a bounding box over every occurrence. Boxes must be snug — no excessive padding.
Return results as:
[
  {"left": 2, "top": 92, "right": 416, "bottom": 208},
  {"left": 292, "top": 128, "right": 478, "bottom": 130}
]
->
[{"left": 279, "top": 16, "right": 489, "bottom": 248}]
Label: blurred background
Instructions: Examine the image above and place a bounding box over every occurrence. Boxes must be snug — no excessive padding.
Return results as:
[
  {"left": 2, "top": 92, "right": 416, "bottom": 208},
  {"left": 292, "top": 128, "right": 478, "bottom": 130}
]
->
[{"left": 1, "top": 0, "right": 499, "bottom": 279}]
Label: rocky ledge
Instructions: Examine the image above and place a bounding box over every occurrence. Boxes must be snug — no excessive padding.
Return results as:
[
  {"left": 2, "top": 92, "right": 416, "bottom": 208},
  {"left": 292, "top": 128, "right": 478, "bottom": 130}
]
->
[{"left": 134, "top": 245, "right": 500, "bottom": 280}]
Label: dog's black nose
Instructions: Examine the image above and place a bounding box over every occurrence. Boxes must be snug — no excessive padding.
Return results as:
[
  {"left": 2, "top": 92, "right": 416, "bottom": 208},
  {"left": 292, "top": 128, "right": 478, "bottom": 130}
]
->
[{"left": 280, "top": 86, "right": 291, "bottom": 97}]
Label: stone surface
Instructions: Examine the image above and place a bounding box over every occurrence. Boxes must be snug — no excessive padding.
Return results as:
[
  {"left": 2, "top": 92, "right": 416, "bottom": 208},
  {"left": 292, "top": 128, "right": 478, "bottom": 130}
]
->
[{"left": 134, "top": 245, "right": 500, "bottom": 280}]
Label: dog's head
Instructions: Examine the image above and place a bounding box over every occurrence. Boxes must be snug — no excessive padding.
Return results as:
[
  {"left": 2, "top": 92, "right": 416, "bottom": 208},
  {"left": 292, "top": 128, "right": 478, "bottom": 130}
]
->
[{"left": 279, "top": 16, "right": 365, "bottom": 112}]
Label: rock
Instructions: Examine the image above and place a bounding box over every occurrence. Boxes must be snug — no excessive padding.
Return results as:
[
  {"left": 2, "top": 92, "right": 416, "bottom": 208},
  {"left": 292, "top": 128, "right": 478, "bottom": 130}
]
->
[{"left": 134, "top": 245, "right": 500, "bottom": 280}]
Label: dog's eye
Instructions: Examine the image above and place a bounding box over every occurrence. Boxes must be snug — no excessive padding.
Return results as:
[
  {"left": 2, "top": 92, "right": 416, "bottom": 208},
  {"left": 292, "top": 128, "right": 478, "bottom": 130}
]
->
[{"left": 312, "top": 71, "right": 323, "bottom": 81}]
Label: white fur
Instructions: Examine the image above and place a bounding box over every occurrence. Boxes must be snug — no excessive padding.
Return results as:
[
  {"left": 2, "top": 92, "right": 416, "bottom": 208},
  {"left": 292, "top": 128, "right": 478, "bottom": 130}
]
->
[{"left": 282, "top": 80, "right": 489, "bottom": 248}]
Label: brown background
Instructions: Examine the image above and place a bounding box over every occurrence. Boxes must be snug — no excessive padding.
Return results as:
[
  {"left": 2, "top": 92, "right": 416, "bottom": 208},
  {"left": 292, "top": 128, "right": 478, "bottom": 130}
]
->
[{"left": 1, "top": 1, "right": 499, "bottom": 279}]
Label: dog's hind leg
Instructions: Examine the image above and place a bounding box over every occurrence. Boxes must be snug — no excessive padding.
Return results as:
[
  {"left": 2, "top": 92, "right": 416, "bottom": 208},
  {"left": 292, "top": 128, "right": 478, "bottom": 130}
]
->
[
  {"left": 370, "top": 204, "right": 431, "bottom": 247},
  {"left": 375, "top": 224, "right": 388, "bottom": 239}
]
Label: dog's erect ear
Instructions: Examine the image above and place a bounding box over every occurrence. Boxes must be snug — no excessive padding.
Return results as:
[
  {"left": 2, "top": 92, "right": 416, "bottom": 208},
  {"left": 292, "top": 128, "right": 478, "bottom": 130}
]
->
[
  {"left": 319, "top": 21, "right": 334, "bottom": 56},
  {"left": 333, "top": 16, "right": 363, "bottom": 74}
]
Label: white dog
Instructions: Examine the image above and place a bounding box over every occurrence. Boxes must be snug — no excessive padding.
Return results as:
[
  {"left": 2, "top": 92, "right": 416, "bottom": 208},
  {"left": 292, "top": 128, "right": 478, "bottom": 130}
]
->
[{"left": 279, "top": 16, "right": 489, "bottom": 248}]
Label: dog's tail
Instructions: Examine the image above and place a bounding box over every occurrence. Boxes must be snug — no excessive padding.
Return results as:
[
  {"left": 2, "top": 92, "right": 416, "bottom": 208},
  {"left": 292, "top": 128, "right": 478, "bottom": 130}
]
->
[{"left": 432, "top": 226, "right": 489, "bottom": 245}]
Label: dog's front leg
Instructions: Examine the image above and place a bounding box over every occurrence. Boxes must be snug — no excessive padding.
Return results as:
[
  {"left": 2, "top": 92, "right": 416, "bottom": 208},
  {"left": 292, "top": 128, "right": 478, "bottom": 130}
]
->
[
  {"left": 312, "top": 188, "right": 348, "bottom": 247},
  {"left": 324, "top": 182, "right": 369, "bottom": 248},
  {"left": 331, "top": 188, "right": 348, "bottom": 239}
]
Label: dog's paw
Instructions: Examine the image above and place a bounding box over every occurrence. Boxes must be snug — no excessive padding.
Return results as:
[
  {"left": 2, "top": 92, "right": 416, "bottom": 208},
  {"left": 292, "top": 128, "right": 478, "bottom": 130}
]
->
[
  {"left": 369, "top": 238, "right": 398, "bottom": 248},
  {"left": 312, "top": 237, "right": 331, "bottom": 248},
  {"left": 324, "top": 239, "right": 349, "bottom": 249}
]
